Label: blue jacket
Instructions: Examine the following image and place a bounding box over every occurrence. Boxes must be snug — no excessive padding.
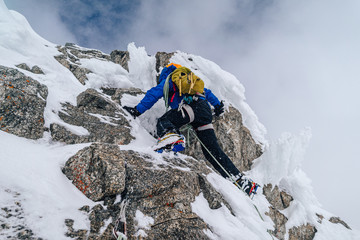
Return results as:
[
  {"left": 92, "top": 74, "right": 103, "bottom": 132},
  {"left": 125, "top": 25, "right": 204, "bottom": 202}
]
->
[{"left": 136, "top": 64, "right": 221, "bottom": 114}]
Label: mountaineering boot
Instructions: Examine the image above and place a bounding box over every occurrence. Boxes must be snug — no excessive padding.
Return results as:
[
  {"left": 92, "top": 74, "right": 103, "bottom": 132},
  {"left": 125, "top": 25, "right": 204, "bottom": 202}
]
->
[
  {"left": 153, "top": 132, "right": 186, "bottom": 153},
  {"left": 235, "top": 175, "right": 259, "bottom": 197}
]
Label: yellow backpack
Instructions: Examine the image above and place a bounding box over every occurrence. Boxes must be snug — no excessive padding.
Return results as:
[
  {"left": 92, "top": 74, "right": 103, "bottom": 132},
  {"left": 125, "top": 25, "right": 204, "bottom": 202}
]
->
[{"left": 171, "top": 67, "right": 204, "bottom": 96}]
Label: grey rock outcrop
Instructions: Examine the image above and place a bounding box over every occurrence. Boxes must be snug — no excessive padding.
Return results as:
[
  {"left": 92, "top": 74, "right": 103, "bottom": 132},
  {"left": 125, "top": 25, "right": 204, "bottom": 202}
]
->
[
  {"left": 30, "top": 65, "right": 44, "bottom": 74},
  {"left": 110, "top": 50, "right": 130, "bottom": 71},
  {"left": 15, "top": 63, "right": 31, "bottom": 72},
  {"left": 266, "top": 206, "right": 288, "bottom": 240},
  {"left": 288, "top": 224, "right": 317, "bottom": 240},
  {"left": 62, "top": 43, "right": 110, "bottom": 60},
  {"left": 155, "top": 52, "right": 174, "bottom": 73},
  {"left": 123, "top": 151, "right": 211, "bottom": 239},
  {"left": 263, "top": 184, "right": 292, "bottom": 240},
  {"left": 263, "top": 183, "right": 319, "bottom": 240},
  {"left": 329, "top": 217, "right": 351, "bottom": 230},
  {"left": 155, "top": 52, "right": 174, "bottom": 83},
  {"left": 54, "top": 45, "right": 93, "bottom": 85},
  {"left": 16, "top": 63, "right": 44, "bottom": 74},
  {"left": 54, "top": 43, "right": 108, "bottom": 85},
  {"left": 263, "top": 184, "right": 293, "bottom": 210},
  {"left": 0, "top": 65, "right": 47, "bottom": 139},
  {"left": 62, "top": 143, "right": 126, "bottom": 201},
  {"left": 214, "top": 106, "right": 263, "bottom": 171},
  {"left": 54, "top": 43, "right": 130, "bottom": 84},
  {"left": 265, "top": 205, "right": 318, "bottom": 240},
  {"left": 50, "top": 88, "right": 133, "bottom": 144}
]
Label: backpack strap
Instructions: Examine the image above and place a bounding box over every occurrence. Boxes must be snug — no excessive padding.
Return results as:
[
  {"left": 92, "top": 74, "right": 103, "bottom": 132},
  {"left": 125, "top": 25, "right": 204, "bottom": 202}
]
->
[
  {"left": 187, "top": 72, "right": 195, "bottom": 95},
  {"left": 163, "top": 73, "right": 173, "bottom": 111}
]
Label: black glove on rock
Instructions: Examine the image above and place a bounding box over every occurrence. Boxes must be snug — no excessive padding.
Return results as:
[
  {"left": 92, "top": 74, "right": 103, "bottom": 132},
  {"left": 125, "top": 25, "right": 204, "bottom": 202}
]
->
[
  {"left": 214, "top": 101, "right": 225, "bottom": 116},
  {"left": 123, "top": 106, "right": 141, "bottom": 118}
]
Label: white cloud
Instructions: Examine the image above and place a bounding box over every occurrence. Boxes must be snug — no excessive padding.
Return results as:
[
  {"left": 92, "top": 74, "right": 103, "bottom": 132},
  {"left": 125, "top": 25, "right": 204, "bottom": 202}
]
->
[{"left": 4, "top": 0, "right": 77, "bottom": 45}]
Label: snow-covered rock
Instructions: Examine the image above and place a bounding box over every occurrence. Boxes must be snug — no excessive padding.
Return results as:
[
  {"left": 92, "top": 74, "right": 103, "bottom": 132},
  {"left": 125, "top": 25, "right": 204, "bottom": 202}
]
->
[{"left": 50, "top": 88, "right": 133, "bottom": 145}]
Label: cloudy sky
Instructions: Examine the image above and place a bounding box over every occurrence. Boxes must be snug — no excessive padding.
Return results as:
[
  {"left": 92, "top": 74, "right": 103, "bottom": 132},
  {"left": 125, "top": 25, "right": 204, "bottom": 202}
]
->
[{"left": 4, "top": 0, "right": 360, "bottom": 229}]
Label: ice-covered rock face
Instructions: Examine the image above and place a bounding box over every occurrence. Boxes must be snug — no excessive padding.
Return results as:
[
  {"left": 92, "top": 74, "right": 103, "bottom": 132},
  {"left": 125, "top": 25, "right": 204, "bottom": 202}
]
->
[{"left": 0, "top": 66, "right": 47, "bottom": 139}]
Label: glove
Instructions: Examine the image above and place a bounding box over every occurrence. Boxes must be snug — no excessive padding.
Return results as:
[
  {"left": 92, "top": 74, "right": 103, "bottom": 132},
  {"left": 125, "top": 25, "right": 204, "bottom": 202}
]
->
[
  {"left": 123, "top": 106, "right": 141, "bottom": 118},
  {"left": 214, "top": 101, "right": 225, "bottom": 116}
]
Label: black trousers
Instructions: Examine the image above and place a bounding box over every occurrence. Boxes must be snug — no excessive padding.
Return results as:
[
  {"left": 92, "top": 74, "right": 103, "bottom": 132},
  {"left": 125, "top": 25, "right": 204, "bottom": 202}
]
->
[{"left": 156, "top": 99, "right": 241, "bottom": 178}]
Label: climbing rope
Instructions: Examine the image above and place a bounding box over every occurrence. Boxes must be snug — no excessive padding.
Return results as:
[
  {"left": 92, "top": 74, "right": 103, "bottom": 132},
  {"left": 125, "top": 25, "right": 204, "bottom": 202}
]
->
[{"left": 183, "top": 126, "right": 274, "bottom": 239}]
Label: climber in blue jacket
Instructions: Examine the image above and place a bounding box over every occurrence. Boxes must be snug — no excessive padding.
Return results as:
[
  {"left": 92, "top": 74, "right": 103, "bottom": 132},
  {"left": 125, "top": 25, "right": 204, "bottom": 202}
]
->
[
  {"left": 123, "top": 63, "right": 258, "bottom": 197},
  {"left": 134, "top": 63, "right": 221, "bottom": 114}
]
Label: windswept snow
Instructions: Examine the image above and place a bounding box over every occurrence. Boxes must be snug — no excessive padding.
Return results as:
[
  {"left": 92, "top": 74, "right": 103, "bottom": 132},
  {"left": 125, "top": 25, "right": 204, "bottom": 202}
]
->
[
  {"left": 192, "top": 173, "right": 274, "bottom": 240},
  {"left": 134, "top": 210, "right": 154, "bottom": 238},
  {"left": 79, "top": 58, "right": 132, "bottom": 89},
  {"left": 0, "top": 131, "right": 94, "bottom": 239},
  {"left": 127, "top": 43, "right": 157, "bottom": 90}
]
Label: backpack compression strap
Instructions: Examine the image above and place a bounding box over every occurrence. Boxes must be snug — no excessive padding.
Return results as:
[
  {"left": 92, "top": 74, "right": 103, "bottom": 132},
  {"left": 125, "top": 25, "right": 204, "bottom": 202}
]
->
[{"left": 163, "top": 73, "right": 172, "bottom": 111}]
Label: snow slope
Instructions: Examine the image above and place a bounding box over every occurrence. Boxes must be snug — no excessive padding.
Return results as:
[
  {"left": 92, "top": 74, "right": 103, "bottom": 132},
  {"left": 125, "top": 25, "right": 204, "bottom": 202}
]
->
[
  {"left": 0, "top": 1, "right": 359, "bottom": 239},
  {"left": 0, "top": 131, "right": 93, "bottom": 238}
]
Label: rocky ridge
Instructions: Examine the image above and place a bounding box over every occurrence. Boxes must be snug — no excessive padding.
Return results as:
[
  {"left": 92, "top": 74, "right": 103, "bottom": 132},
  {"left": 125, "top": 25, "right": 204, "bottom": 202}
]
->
[{"left": 0, "top": 44, "right": 352, "bottom": 240}]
